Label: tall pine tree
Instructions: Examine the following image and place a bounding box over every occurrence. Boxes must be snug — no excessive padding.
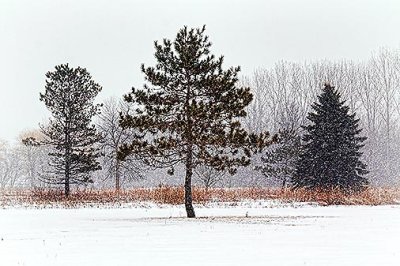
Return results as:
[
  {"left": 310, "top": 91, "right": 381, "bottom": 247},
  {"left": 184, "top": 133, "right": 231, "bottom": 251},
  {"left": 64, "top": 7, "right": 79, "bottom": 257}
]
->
[
  {"left": 119, "top": 26, "right": 272, "bottom": 217},
  {"left": 40, "top": 64, "right": 102, "bottom": 196},
  {"left": 293, "top": 83, "right": 369, "bottom": 192}
]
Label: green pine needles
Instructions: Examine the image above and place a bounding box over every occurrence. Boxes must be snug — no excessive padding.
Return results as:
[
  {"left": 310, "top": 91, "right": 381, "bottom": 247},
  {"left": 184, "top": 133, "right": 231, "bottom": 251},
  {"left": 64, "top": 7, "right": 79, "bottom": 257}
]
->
[
  {"left": 293, "top": 83, "right": 369, "bottom": 193},
  {"left": 118, "top": 26, "right": 272, "bottom": 217},
  {"left": 40, "top": 64, "right": 102, "bottom": 196}
]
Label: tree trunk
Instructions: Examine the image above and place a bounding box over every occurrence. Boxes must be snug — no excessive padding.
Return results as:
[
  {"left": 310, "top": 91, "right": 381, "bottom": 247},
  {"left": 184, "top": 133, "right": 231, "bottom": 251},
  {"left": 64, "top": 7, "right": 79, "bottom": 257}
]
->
[
  {"left": 184, "top": 146, "right": 196, "bottom": 218},
  {"left": 65, "top": 150, "right": 70, "bottom": 196},
  {"left": 65, "top": 168, "right": 70, "bottom": 196},
  {"left": 281, "top": 178, "right": 287, "bottom": 193},
  {"left": 64, "top": 125, "right": 71, "bottom": 197},
  {"left": 115, "top": 160, "right": 121, "bottom": 192}
]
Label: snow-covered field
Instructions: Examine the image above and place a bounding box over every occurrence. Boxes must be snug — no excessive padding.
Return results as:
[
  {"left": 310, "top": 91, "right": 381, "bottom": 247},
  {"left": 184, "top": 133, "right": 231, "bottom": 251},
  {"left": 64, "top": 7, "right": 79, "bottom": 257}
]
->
[{"left": 0, "top": 201, "right": 399, "bottom": 266}]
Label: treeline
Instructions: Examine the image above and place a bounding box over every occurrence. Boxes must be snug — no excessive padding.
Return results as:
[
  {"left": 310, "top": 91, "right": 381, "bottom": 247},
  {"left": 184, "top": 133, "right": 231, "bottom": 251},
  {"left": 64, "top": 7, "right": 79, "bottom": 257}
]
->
[
  {"left": 244, "top": 50, "right": 400, "bottom": 186},
  {"left": 0, "top": 26, "right": 398, "bottom": 216}
]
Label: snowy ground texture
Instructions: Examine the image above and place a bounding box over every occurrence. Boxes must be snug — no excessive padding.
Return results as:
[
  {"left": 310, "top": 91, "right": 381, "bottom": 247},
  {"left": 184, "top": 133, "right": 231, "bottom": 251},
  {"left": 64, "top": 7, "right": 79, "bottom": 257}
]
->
[{"left": 1, "top": 201, "right": 399, "bottom": 266}]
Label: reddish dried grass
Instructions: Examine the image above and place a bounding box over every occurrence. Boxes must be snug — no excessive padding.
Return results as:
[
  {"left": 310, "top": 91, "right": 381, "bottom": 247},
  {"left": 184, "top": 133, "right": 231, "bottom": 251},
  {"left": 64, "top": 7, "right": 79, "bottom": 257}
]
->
[{"left": 0, "top": 186, "right": 399, "bottom": 208}]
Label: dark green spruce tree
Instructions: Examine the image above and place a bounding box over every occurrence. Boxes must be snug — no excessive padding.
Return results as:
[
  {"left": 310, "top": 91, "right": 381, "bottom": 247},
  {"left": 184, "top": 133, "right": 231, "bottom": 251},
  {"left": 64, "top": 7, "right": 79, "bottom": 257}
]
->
[
  {"left": 119, "top": 26, "right": 272, "bottom": 217},
  {"left": 293, "top": 83, "right": 369, "bottom": 192},
  {"left": 40, "top": 64, "right": 102, "bottom": 196}
]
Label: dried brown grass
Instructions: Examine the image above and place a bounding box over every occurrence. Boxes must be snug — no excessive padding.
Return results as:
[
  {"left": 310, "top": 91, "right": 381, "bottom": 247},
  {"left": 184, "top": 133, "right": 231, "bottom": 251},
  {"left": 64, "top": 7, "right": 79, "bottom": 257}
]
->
[{"left": 0, "top": 186, "right": 399, "bottom": 208}]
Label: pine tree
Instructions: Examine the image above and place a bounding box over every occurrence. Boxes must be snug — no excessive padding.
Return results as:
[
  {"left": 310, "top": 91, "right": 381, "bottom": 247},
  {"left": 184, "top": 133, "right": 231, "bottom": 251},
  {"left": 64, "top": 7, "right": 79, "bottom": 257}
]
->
[
  {"left": 119, "top": 26, "right": 272, "bottom": 217},
  {"left": 293, "top": 83, "right": 369, "bottom": 192},
  {"left": 39, "top": 64, "right": 102, "bottom": 196},
  {"left": 257, "top": 128, "right": 301, "bottom": 188}
]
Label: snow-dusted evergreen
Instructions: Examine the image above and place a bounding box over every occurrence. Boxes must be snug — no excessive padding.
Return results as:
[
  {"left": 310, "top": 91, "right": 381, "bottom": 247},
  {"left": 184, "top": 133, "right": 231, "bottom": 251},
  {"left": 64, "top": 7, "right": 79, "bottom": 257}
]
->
[
  {"left": 39, "top": 64, "right": 102, "bottom": 196},
  {"left": 118, "top": 26, "right": 272, "bottom": 217},
  {"left": 293, "top": 84, "right": 369, "bottom": 192},
  {"left": 256, "top": 128, "right": 301, "bottom": 188}
]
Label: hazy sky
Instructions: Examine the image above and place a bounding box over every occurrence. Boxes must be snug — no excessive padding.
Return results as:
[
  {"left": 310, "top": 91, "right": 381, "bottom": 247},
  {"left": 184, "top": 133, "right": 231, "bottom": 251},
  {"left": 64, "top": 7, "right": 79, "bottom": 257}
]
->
[{"left": 1, "top": 0, "right": 400, "bottom": 143}]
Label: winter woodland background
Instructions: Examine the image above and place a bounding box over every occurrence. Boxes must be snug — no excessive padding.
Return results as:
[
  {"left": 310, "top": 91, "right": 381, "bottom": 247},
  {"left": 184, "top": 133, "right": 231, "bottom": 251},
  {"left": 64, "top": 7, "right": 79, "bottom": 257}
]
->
[{"left": 1, "top": 47, "right": 399, "bottom": 190}]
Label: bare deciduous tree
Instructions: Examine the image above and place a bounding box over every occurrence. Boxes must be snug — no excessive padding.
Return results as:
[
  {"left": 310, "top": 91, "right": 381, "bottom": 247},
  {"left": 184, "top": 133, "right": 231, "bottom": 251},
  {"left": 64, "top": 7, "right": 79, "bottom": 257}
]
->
[
  {"left": 0, "top": 141, "right": 23, "bottom": 190},
  {"left": 194, "top": 165, "right": 225, "bottom": 191},
  {"left": 97, "top": 97, "right": 146, "bottom": 191}
]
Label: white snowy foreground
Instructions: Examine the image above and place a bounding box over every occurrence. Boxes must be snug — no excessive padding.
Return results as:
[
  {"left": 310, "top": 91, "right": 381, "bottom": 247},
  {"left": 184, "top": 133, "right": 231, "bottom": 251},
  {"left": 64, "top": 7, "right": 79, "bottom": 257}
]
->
[{"left": 0, "top": 201, "right": 399, "bottom": 266}]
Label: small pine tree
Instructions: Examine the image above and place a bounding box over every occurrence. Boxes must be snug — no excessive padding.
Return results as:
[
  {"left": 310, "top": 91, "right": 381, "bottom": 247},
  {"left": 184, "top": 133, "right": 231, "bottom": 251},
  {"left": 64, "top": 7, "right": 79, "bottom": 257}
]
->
[
  {"left": 293, "top": 83, "right": 369, "bottom": 192},
  {"left": 119, "top": 26, "right": 272, "bottom": 217},
  {"left": 39, "top": 64, "right": 102, "bottom": 196},
  {"left": 257, "top": 128, "right": 301, "bottom": 188}
]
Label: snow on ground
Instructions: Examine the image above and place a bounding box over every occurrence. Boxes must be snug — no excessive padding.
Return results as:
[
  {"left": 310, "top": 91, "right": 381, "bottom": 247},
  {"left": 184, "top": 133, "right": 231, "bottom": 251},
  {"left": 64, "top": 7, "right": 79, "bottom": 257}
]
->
[{"left": 0, "top": 201, "right": 399, "bottom": 266}]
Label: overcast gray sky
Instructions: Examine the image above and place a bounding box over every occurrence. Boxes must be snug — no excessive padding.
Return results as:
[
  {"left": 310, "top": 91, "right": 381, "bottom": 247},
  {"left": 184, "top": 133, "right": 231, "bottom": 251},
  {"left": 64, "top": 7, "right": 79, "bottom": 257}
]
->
[{"left": 0, "top": 0, "right": 400, "bottom": 143}]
